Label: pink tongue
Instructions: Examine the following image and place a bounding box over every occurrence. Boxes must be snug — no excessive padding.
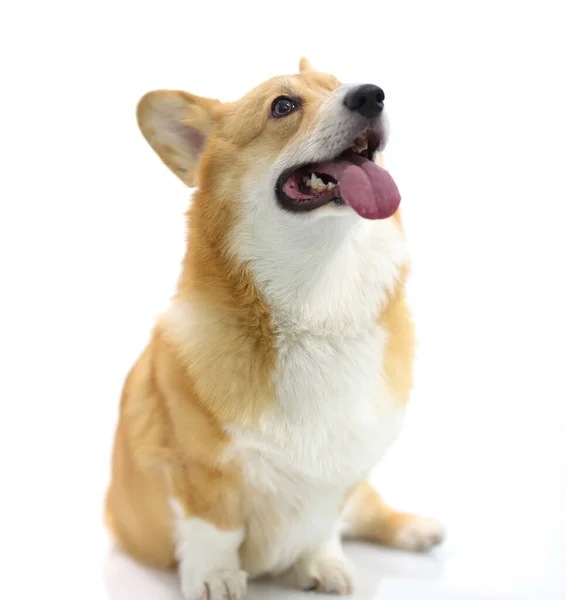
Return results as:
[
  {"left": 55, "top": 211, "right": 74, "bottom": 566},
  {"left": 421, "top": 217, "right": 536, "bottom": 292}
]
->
[{"left": 314, "top": 155, "right": 401, "bottom": 220}]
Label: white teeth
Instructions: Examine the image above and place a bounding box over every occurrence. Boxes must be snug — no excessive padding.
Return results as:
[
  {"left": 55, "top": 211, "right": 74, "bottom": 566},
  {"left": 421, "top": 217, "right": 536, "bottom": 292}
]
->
[
  {"left": 351, "top": 133, "right": 369, "bottom": 154},
  {"left": 303, "top": 173, "right": 336, "bottom": 192},
  {"left": 352, "top": 138, "right": 368, "bottom": 153}
]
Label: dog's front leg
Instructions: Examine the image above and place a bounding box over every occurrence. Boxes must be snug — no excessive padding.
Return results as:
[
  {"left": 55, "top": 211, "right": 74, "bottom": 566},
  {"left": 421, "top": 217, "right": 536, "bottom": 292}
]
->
[
  {"left": 282, "top": 528, "right": 354, "bottom": 595},
  {"left": 168, "top": 463, "right": 247, "bottom": 600}
]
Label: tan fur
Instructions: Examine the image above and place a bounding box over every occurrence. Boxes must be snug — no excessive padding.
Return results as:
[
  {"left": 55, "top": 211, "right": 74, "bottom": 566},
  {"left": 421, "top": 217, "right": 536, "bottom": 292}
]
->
[
  {"left": 106, "top": 59, "right": 429, "bottom": 576},
  {"left": 380, "top": 267, "right": 415, "bottom": 404},
  {"left": 343, "top": 481, "right": 423, "bottom": 546},
  {"left": 138, "top": 91, "right": 220, "bottom": 187},
  {"left": 299, "top": 56, "right": 313, "bottom": 72}
]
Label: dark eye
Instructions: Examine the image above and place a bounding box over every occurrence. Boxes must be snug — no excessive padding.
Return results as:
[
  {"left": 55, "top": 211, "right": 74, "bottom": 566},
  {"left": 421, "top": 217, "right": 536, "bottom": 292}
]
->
[{"left": 271, "top": 96, "right": 298, "bottom": 118}]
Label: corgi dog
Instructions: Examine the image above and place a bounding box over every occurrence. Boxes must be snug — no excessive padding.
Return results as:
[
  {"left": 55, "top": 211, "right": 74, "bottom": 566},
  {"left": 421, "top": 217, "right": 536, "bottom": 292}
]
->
[{"left": 106, "top": 58, "right": 444, "bottom": 600}]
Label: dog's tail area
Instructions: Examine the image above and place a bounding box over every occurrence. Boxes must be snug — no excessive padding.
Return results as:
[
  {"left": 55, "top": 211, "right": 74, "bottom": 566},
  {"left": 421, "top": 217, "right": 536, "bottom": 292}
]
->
[{"left": 341, "top": 481, "right": 445, "bottom": 551}]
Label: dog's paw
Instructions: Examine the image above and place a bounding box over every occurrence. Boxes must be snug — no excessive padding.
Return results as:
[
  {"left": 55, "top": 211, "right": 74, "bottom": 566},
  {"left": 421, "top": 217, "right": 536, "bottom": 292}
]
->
[
  {"left": 289, "top": 556, "right": 354, "bottom": 595},
  {"left": 180, "top": 569, "right": 248, "bottom": 600},
  {"left": 392, "top": 516, "right": 445, "bottom": 552},
  {"left": 310, "top": 557, "right": 354, "bottom": 595}
]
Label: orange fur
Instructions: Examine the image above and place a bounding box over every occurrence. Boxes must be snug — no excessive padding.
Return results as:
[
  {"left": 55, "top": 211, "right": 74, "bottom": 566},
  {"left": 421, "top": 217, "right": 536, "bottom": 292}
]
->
[
  {"left": 343, "top": 481, "right": 425, "bottom": 546},
  {"left": 106, "top": 60, "right": 439, "bottom": 584},
  {"left": 380, "top": 267, "right": 415, "bottom": 405}
]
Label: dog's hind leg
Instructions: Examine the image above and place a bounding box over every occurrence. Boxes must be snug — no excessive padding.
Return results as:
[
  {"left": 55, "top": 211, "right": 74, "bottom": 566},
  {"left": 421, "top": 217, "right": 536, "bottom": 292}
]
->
[{"left": 341, "top": 480, "right": 445, "bottom": 552}]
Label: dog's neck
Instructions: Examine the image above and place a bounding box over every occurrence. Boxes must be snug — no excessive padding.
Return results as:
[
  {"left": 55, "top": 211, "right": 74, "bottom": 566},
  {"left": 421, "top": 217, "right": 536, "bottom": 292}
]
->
[
  {"left": 174, "top": 184, "right": 408, "bottom": 339},
  {"left": 228, "top": 207, "right": 409, "bottom": 335}
]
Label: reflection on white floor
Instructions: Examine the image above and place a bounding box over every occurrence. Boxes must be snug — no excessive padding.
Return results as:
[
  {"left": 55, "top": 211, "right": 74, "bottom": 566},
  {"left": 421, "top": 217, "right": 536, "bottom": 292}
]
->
[
  {"left": 104, "top": 541, "right": 444, "bottom": 600},
  {"left": 103, "top": 530, "right": 564, "bottom": 600}
]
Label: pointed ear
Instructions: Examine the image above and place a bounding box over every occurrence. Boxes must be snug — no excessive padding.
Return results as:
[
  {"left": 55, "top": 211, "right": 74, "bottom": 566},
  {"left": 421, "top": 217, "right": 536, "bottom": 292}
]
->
[
  {"left": 137, "top": 90, "right": 220, "bottom": 187},
  {"left": 299, "top": 57, "right": 313, "bottom": 73}
]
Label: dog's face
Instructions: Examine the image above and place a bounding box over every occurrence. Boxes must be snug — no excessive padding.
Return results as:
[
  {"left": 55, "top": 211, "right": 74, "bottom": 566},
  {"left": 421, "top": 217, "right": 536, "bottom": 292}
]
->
[{"left": 138, "top": 58, "right": 400, "bottom": 225}]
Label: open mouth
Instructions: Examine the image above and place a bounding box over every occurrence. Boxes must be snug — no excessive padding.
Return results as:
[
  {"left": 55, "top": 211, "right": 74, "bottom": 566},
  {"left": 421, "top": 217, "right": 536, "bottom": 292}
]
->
[{"left": 275, "top": 129, "right": 401, "bottom": 220}]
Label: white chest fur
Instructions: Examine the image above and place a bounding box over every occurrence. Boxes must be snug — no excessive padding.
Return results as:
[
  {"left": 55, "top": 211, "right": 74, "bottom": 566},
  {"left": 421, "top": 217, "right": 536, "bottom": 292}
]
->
[
  {"left": 227, "top": 215, "right": 409, "bottom": 575},
  {"left": 227, "top": 324, "right": 405, "bottom": 575}
]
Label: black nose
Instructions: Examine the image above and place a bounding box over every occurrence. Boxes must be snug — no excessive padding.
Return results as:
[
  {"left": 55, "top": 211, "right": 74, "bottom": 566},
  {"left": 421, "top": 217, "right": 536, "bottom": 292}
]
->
[{"left": 343, "top": 84, "right": 385, "bottom": 118}]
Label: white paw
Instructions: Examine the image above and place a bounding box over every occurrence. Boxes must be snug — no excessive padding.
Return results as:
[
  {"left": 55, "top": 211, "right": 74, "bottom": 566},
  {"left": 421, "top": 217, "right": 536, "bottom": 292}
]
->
[
  {"left": 393, "top": 516, "right": 445, "bottom": 552},
  {"left": 289, "top": 556, "right": 354, "bottom": 595},
  {"left": 311, "top": 557, "right": 354, "bottom": 595},
  {"left": 180, "top": 569, "right": 248, "bottom": 600}
]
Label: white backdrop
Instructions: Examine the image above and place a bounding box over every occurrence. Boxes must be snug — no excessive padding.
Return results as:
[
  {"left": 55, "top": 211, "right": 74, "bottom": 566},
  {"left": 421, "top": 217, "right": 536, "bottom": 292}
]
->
[{"left": 1, "top": 1, "right": 565, "bottom": 599}]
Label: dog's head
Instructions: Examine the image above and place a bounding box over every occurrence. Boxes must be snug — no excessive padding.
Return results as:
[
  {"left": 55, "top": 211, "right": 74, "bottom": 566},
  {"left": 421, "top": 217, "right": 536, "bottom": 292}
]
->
[{"left": 137, "top": 59, "right": 400, "bottom": 228}]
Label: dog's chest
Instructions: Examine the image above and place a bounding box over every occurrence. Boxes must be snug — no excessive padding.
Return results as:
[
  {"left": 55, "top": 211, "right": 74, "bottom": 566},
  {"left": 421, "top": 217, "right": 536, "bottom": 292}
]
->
[
  {"left": 228, "top": 327, "right": 405, "bottom": 575},
  {"left": 233, "top": 325, "right": 403, "bottom": 477},
  {"left": 226, "top": 217, "right": 409, "bottom": 574},
  {"left": 277, "top": 325, "right": 402, "bottom": 474}
]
